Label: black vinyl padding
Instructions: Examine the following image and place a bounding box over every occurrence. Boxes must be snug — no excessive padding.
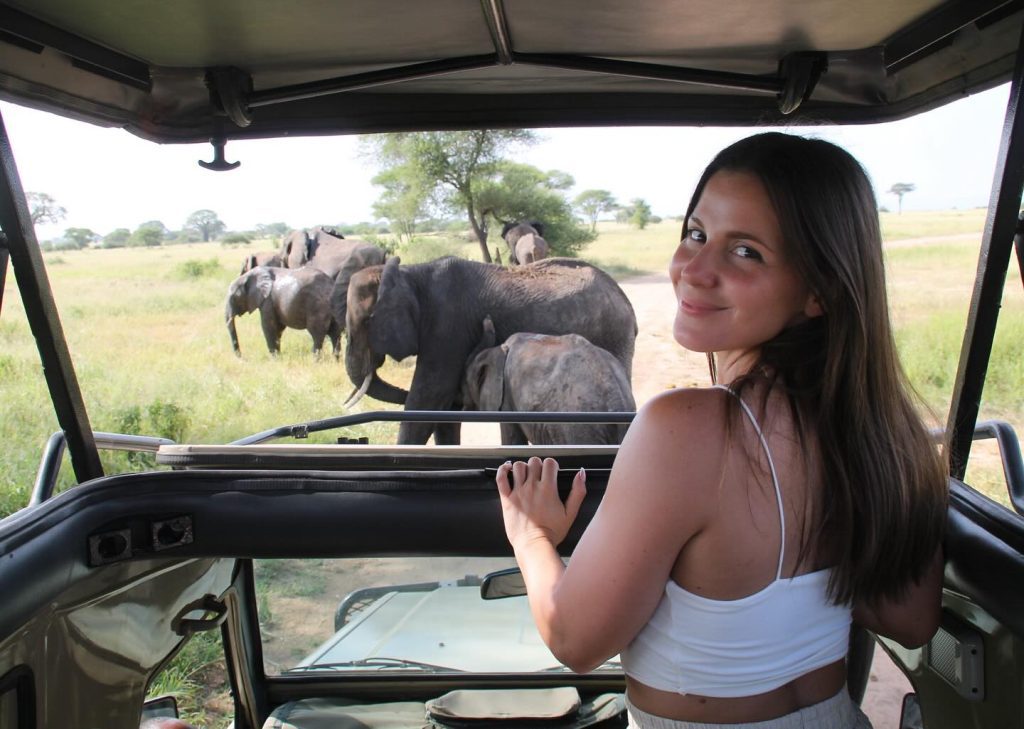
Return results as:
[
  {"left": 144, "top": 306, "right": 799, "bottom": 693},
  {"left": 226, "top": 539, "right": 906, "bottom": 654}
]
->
[{"left": 1, "top": 471, "right": 1022, "bottom": 644}]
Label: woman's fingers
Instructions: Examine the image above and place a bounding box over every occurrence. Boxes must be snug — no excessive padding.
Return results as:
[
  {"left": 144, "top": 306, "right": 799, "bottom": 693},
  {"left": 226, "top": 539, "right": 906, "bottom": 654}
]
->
[
  {"left": 496, "top": 460, "right": 513, "bottom": 499},
  {"left": 565, "top": 468, "right": 587, "bottom": 521}
]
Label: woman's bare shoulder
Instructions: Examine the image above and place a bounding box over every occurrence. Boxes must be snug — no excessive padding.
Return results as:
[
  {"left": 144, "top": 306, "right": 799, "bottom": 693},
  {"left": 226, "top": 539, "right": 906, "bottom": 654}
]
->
[{"left": 616, "top": 386, "right": 732, "bottom": 487}]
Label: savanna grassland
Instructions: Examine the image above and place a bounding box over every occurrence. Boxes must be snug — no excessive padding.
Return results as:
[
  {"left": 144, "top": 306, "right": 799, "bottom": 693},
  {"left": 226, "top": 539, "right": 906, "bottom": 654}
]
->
[{"left": 0, "top": 207, "right": 1020, "bottom": 519}]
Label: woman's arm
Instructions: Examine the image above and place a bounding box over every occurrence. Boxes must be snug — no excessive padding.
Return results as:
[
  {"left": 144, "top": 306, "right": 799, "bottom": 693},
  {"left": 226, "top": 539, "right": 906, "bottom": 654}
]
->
[
  {"left": 852, "top": 546, "right": 944, "bottom": 648},
  {"left": 496, "top": 390, "right": 723, "bottom": 672}
]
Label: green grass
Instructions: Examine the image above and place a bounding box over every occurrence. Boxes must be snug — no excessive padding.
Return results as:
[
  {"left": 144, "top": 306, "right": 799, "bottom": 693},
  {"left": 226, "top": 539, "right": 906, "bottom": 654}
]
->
[{"left": 1, "top": 218, "right": 1021, "bottom": 512}]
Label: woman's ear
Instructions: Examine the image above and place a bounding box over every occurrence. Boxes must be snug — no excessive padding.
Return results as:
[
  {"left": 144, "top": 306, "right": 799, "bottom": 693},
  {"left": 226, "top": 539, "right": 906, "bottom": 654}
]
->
[{"left": 804, "top": 293, "right": 824, "bottom": 319}]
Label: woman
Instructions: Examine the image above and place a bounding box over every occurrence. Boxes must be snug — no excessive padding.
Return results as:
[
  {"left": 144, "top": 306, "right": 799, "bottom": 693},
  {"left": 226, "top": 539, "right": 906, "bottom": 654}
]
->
[{"left": 495, "top": 133, "right": 948, "bottom": 729}]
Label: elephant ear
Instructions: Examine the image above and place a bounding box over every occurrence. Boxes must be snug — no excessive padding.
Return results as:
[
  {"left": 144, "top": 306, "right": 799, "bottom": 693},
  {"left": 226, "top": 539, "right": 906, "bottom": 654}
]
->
[
  {"left": 465, "top": 343, "right": 506, "bottom": 411},
  {"left": 247, "top": 267, "right": 274, "bottom": 309},
  {"left": 476, "top": 345, "right": 508, "bottom": 411},
  {"left": 371, "top": 257, "right": 419, "bottom": 359},
  {"left": 530, "top": 221, "right": 546, "bottom": 237}
]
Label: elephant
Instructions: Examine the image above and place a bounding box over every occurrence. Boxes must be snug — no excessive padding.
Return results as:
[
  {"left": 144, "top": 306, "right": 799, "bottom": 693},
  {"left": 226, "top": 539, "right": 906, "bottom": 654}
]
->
[
  {"left": 240, "top": 250, "right": 285, "bottom": 275},
  {"left": 501, "top": 221, "right": 550, "bottom": 265},
  {"left": 344, "top": 255, "right": 638, "bottom": 445},
  {"left": 462, "top": 316, "right": 636, "bottom": 445},
  {"left": 225, "top": 265, "right": 341, "bottom": 357},
  {"left": 281, "top": 226, "right": 383, "bottom": 279},
  {"left": 279, "top": 227, "right": 387, "bottom": 331}
]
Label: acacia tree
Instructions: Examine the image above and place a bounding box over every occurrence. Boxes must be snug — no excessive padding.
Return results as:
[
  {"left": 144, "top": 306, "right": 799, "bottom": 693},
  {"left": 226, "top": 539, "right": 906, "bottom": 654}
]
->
[
  {"left": 887, "top": 182, "right": 916, "bottom": 214},
  {"left": 63, "top": 227, "right": 97, "bottom": 248},
  {"left": 363, "top": 130, "right": 536, "bottom": 262},
  {"left": 574, "top": 189, "right": 618, "bottom": 232},
  {"left": 476, "top": 161, "right": 595, "bottom": 257},
  {"left": 184, "top": 209, "right": 226, "bottom": 242},
  {"left": 26, "top": 192, "right": 66, "bottom": 226},
  {"left": 371, "top": 164, "right": 431, "bottom": 246},
  {"left": 620, "top": 198, "right": 653, "bottom": 229}
]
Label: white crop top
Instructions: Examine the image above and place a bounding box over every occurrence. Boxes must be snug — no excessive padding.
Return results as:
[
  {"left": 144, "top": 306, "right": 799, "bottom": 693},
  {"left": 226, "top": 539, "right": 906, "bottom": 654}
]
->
[{"left": 620, "top": 386, "right": 851, "bottom": 698}]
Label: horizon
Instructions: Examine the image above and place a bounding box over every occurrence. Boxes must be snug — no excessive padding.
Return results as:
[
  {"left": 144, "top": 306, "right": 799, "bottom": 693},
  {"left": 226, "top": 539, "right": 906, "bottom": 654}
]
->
[{"left": 0, "top": 82, "right": 1012, "bottom": 243}]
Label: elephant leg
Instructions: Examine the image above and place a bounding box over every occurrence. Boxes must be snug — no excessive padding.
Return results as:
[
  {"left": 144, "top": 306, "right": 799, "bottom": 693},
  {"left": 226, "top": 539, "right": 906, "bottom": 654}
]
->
[
  {"left": 310, "top": 330, "right": 326, "bottom": 357},
  {"left": 398, "top": 362, "right": 465, "bottom": 445},
  {"left": 261, "top": 313, "right": 283, "bottom": 355},
  {"left": 432, "top": 422, "right": 462, "bottom": 445},
  {"left": 329, "top": 320, "right": 343, "bottom": 360},
  {"left": 499, "top": 423, "right": 528, "bottom": 445}
]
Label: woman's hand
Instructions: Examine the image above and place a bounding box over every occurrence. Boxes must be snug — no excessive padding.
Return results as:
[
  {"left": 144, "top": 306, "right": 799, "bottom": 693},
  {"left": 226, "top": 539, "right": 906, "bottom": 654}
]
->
[{"left": 496, "top": 457, "right": 586, "bottom": 552}]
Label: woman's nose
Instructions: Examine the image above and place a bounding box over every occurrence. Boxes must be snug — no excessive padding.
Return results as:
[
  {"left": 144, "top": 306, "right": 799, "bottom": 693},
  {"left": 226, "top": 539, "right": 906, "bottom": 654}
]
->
[{"left": 672, "top": 244, "right": 716, "bottom": 288}]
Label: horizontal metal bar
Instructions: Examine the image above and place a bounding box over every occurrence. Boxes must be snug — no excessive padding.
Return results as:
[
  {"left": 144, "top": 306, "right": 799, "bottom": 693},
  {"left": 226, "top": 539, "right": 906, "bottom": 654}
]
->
[
  {"left": 30, "top": 430, "right": 175, "bottom": 507},
  {"left": 247, "top": 54, "right": 498, "bottom": 108},
  {"left": 232, "top": 411, "right": 637, "bottom": 446},
  {"left": 512, "top": 52, "right": 782, "bottom": 94}
]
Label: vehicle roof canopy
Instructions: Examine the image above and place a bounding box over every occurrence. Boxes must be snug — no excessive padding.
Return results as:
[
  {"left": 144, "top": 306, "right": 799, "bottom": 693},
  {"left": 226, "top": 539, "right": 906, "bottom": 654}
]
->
[{"left": 0, "top": 0, "right": 1021, "bottom": 141}]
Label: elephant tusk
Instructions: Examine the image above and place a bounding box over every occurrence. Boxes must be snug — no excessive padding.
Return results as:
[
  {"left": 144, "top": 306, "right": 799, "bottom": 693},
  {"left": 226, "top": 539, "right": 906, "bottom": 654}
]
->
[{"left": 343, "top": 373, "right": 373, "bottom": 410}]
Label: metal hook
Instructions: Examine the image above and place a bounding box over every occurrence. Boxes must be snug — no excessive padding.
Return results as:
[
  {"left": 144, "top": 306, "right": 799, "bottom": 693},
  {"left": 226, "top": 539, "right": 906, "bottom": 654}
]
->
[{"left": 198, "top": 137, "right": 240, "bottom": 171}]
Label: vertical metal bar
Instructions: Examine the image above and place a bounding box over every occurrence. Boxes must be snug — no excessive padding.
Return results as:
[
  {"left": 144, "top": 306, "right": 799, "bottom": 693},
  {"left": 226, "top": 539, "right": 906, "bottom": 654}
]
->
[
  {"left": 1015, "top": 215, "right": 1024, "bottom": 289},
  {"left": 0, "top": 233, "right": 8, "bottom": 316},
  {"left": 946, "top": 22, "right": 1024, "bottom": 480},
  {"left": 0, "top": 109, "right": 103, "bottom": 483}
]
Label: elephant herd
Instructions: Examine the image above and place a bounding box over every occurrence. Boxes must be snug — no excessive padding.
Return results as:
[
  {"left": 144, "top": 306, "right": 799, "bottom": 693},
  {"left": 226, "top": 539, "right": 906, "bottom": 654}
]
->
[{"left": 225, "top": 222, "right": 639, "bottom": 446}]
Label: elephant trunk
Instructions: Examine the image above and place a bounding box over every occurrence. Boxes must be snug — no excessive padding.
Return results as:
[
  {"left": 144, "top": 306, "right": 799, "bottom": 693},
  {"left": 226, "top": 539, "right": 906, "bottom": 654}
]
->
[
  {"left": 226, "top": 302, "right": 241, "bottom": 356},
  {"left": 344, "top": 333, "right": 408, "bottom": 407}
]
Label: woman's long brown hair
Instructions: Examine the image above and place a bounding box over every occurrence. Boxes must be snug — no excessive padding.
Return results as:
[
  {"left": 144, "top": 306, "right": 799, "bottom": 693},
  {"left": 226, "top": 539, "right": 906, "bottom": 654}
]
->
[{"left": 687, "top": 133, "right": 948, "bottom": 605}]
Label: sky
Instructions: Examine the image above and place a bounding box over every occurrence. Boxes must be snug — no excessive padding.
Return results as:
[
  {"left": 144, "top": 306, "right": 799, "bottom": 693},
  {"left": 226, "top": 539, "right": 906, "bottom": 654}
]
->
[{"left": 0, "top": 82, "right": 1012, "bottom": 242}]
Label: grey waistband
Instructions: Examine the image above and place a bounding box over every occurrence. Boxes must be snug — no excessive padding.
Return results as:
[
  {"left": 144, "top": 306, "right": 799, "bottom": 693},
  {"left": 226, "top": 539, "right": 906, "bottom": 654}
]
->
[{"left": 625, "top": 689, "right": 872, "bottom": 729}]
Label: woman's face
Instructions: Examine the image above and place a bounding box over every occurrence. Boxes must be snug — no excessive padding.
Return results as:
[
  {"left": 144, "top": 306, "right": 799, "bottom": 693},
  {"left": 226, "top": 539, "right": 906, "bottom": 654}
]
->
[{"left": 669, "top": 170, "right": 820, "bottom": 377}]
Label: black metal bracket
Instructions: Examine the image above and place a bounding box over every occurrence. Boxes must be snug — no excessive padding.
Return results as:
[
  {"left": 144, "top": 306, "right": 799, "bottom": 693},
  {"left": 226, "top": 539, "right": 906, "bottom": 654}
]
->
[{"left": 198, "top": 136, "right": 240, "bottom": 171}]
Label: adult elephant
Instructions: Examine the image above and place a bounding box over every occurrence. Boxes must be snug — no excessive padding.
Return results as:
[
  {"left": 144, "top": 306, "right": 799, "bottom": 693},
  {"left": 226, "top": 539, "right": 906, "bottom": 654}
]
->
[
  {"left": 225, "top": 266, "right": 341, "bottom": 357},
  {"left": 240, "top": 250, "right": 284, "bottom": 275},
  {"left": 344, "top": 256, "right": 637, "bottom": 445},
  {"left": 282, "top": 226, "right": 384, "bottom": 278},
  {"left": 501, "top": 220, "right": 550, "bottom": 265},
  {"left": 462, "top": 317, "right": 635, "bottom": 445}
]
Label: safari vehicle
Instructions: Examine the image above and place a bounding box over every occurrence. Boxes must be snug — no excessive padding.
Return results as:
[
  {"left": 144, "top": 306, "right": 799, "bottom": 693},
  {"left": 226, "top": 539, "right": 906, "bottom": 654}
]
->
[{"left": 0, "top": 1, "right": 1022, "bottom": 728}]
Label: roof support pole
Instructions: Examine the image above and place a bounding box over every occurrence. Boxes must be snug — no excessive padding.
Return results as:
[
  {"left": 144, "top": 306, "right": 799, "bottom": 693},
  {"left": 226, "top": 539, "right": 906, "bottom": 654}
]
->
[
  {"left": 946, "top": 20, "right": 1024, "bottom": 480},
  {"left": 0, "top": 109, "right": 103, "bottom": 485}
]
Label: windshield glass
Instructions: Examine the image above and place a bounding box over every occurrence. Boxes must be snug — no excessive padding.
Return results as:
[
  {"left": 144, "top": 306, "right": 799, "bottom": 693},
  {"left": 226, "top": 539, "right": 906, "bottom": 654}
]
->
[
  {"left": 253, "top": 557, "right": 602, "bottom": 675},
  {"left": 0, "top": 82, "right": 1020, "bottom": 517}
]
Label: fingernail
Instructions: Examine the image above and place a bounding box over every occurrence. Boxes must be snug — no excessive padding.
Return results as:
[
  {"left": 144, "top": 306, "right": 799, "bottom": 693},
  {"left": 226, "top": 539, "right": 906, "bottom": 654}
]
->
[{"left": 579, "top": 467, "right": 586, "bottom": 483}]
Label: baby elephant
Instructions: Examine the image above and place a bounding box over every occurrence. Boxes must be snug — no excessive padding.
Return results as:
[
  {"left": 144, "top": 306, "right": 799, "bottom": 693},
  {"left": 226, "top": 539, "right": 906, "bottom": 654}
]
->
[
  {"left": 501, "top": 221, "right": 550, "bottom": 265},
  {"left": 225, "top": 266, "right": 341, "bottom": 357},
  {"left": 463, "top": 317, "right": 635, "bottom": 445}
]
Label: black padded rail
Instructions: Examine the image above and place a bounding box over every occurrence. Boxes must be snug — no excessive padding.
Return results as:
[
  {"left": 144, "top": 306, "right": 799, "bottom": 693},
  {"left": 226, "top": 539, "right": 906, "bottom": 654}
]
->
[
  {"left": 2, "top": 469, "right": 1023, "bottom": 649},
  {"left": 0, "top": 468, "right": 607, "bottom": 641}
]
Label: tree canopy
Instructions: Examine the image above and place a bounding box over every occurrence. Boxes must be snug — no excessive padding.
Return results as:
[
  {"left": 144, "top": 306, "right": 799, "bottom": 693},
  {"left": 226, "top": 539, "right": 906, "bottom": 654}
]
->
[
  {"left": 887, "top": 182, "right": 916, "bottom": 214},
  {"left": 27, "top": 192, "right": 66, "bottom": 226},
  {"left": 574, "top": 189, "right": 618, "bottom": 232},
  {"left": 63, "top": 227, "right": 97, "bottom": 248},
  {"left": 619, "top": 198, "right": 653, "bottom": 229},
  {"left": 364, "top": 130, "right": 594, "bottom": 261},
  {"left": 185, "top": 209, "right": 226, "bottom": 242}
]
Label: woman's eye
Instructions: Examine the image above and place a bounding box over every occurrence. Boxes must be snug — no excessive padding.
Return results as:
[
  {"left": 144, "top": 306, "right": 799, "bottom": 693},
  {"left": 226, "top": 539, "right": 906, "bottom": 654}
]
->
[
  {"left": 734, "top": 244, "right": 763, "bottom": 261},
  {"left": 684, "top": 228, "right": 706, "bottom": 244}
]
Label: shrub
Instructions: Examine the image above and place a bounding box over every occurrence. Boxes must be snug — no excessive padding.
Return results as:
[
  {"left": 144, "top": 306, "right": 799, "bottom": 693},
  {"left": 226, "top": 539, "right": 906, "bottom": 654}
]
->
[
  {"left": 221, "top": 232, "right": 251, "bottom": 246},
  {"left": 175, "top": 258, "right": 222, "bottom": 279}
]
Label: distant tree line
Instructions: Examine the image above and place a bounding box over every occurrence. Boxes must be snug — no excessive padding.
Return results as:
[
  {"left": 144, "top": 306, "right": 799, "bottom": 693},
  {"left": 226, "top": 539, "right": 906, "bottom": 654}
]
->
[{"left": 29, "top": 147, "right": 669, "bottom": 255}]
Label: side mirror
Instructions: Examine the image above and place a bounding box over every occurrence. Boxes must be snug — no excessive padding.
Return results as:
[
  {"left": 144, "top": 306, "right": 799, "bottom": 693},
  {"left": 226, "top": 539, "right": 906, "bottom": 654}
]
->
[
  {"left": 140, "top": 694, "right": 179, "bottom": 723},
  {"left": 480, "top": 567, "right": 526, "bottom": 599}
]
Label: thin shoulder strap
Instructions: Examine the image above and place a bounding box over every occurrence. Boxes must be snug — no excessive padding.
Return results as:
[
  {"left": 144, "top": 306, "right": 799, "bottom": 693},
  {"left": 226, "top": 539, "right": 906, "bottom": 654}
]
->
[{"left": 713, "top": 385, "right": 786, "bottom": 580}]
